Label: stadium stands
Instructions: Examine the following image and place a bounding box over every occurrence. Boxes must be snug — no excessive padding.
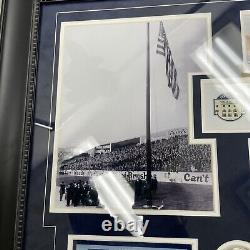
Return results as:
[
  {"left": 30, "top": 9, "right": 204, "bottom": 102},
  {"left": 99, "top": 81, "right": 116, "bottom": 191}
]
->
[{"left": 60, "top": 133, "right": 211, "bottom": 173}]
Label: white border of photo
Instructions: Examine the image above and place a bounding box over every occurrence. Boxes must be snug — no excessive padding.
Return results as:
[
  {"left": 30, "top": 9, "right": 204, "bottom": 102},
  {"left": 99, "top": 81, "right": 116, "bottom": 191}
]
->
[{"left": 49, "top": 13, "right": 221, "bottom": 217}]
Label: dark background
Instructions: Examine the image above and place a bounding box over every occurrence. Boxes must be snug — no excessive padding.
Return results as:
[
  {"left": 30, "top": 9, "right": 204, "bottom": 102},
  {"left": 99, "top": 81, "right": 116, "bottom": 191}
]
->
[{"left": 1, "top": 1, "right": 250, "bottom": 250}]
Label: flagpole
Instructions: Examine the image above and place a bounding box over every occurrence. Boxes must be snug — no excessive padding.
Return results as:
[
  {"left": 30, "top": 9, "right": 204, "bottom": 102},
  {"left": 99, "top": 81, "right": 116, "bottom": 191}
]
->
[{"left": 146, "top": 22, "right": 152, "bottom": 206}]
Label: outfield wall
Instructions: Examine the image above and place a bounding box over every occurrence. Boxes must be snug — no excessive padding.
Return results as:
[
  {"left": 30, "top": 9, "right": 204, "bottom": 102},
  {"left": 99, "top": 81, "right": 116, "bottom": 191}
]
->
[{"left": 61, "top": 170, "right": 212, "bottom": 185}]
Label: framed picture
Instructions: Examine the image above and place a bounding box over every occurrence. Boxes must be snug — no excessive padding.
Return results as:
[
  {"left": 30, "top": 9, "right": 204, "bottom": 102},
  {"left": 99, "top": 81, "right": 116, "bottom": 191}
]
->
[
  {"left": 67, "top": 235, "right": 198, "bottom": 250},
  {"left": 200, "top": 77, "right": 250, "bottom": 133},
  {"left": 48, "top": 12, "right": 220, "bottom": 217},
  {"left": 1, "top": 0, "right": 250, "bottom": 250},
  {"left": 241, "top": 10, "right": 250, "bottom": 72}
]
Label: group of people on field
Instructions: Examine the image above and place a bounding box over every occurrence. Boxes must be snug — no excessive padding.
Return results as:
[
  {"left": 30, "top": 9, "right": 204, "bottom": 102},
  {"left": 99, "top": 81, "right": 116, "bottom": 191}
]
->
[
  {"left": 59, "top": 175, "right": 159, "bottom": 208},
  {"left": 59, "top": 180, "right": 99, "bottom": 207},
  {"left": 134, "top": 174, "right": 158, "bottom": 202}
]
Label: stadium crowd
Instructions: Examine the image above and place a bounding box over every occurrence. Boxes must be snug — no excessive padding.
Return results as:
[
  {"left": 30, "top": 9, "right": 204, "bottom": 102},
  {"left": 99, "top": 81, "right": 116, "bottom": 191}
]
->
[{"left": 60, "top": 133, "right": 211, "bottom": 173}]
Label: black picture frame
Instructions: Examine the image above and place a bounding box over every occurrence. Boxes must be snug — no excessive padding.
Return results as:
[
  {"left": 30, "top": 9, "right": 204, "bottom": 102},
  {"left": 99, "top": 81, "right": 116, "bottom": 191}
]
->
[
  {"left": 1, "top": 1, "right": 250, "bottom": 250},
  {"left": 0, "top": 0, "right": 34, "bottom": 249}
]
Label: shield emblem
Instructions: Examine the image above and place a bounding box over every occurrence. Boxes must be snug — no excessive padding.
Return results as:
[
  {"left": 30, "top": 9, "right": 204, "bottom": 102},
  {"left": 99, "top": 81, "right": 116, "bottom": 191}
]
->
[{"left": 214, "top": 94, "right": 245, "bottom": 121}]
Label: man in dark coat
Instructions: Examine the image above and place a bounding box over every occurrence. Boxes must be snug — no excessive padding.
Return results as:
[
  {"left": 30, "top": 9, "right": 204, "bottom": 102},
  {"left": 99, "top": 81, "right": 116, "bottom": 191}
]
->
[
  {"left": 143, "top": 181, "right": 152, "bottom": 206},
  {"left": 151, "top": 174, "right": 158, "bottom": 195},
  {"left": 66, "top": 183, "right": 74, "bottom": 206},
  {"left": 134, "top": 176, "right": 142, "bottom": 202},
  {"left": 88, "top": 187, "right": 99, "bottom": 206},
  {"left": 72, "top": 181, "right": 78, "bottom": 207},
  {"left": 81, "top": 181, "right": 90, "bottom": 205},
  {"left": 59, "top": 181, "right": 66, "bottom": 201}
]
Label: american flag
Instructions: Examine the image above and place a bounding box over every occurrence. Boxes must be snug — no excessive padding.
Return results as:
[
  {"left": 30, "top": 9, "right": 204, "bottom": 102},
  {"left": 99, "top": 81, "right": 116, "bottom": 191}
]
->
[{"left": 156, "top": 21, "right": 180, "bottom": 99}]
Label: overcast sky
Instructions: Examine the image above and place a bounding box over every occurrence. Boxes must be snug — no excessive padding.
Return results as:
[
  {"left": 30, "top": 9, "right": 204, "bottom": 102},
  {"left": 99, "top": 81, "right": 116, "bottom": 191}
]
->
[{"left": 55, "top": 14, "right": 210, "bottom": 150}]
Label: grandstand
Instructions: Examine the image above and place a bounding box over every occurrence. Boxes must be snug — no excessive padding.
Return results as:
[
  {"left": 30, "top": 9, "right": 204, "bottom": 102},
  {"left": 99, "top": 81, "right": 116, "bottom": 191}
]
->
[{"left": 59, "top": 128, "right": 211, "bottom": 174}]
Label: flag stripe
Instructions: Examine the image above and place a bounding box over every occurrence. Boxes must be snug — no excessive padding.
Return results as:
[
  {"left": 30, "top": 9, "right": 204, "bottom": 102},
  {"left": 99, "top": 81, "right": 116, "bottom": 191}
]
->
[
  {"left": 174, "top": 85, "right": 180, "bottom": 99},
  {"left": 156, "top": 50, "right": 165, "bottom": 56},
  {"left": 156, "top": 21, "right": 180, "bottom": 100},
  {"left": 158, "top": 37, "right": 165, "bottom": 43},
  {"left": 157, "top": 44, "right": 165, "bottom": 50}
]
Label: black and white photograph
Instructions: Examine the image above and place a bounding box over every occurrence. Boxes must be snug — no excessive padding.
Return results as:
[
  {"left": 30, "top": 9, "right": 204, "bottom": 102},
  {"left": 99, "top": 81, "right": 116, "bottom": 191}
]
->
[
  {"left": 241, "top": 10, "right": 250, "bottom": 73},
  {"left": 49, "top": 13, "right": 220, "bottom": 216},
  {"left": 67, "top": 235, "right": 197, "bottom": 250}
]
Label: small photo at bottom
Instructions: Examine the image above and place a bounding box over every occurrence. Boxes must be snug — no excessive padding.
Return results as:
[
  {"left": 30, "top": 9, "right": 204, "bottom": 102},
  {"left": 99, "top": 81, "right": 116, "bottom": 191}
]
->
[{"left": 67, "top": 235, "right": 198, "bottom": 250}]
